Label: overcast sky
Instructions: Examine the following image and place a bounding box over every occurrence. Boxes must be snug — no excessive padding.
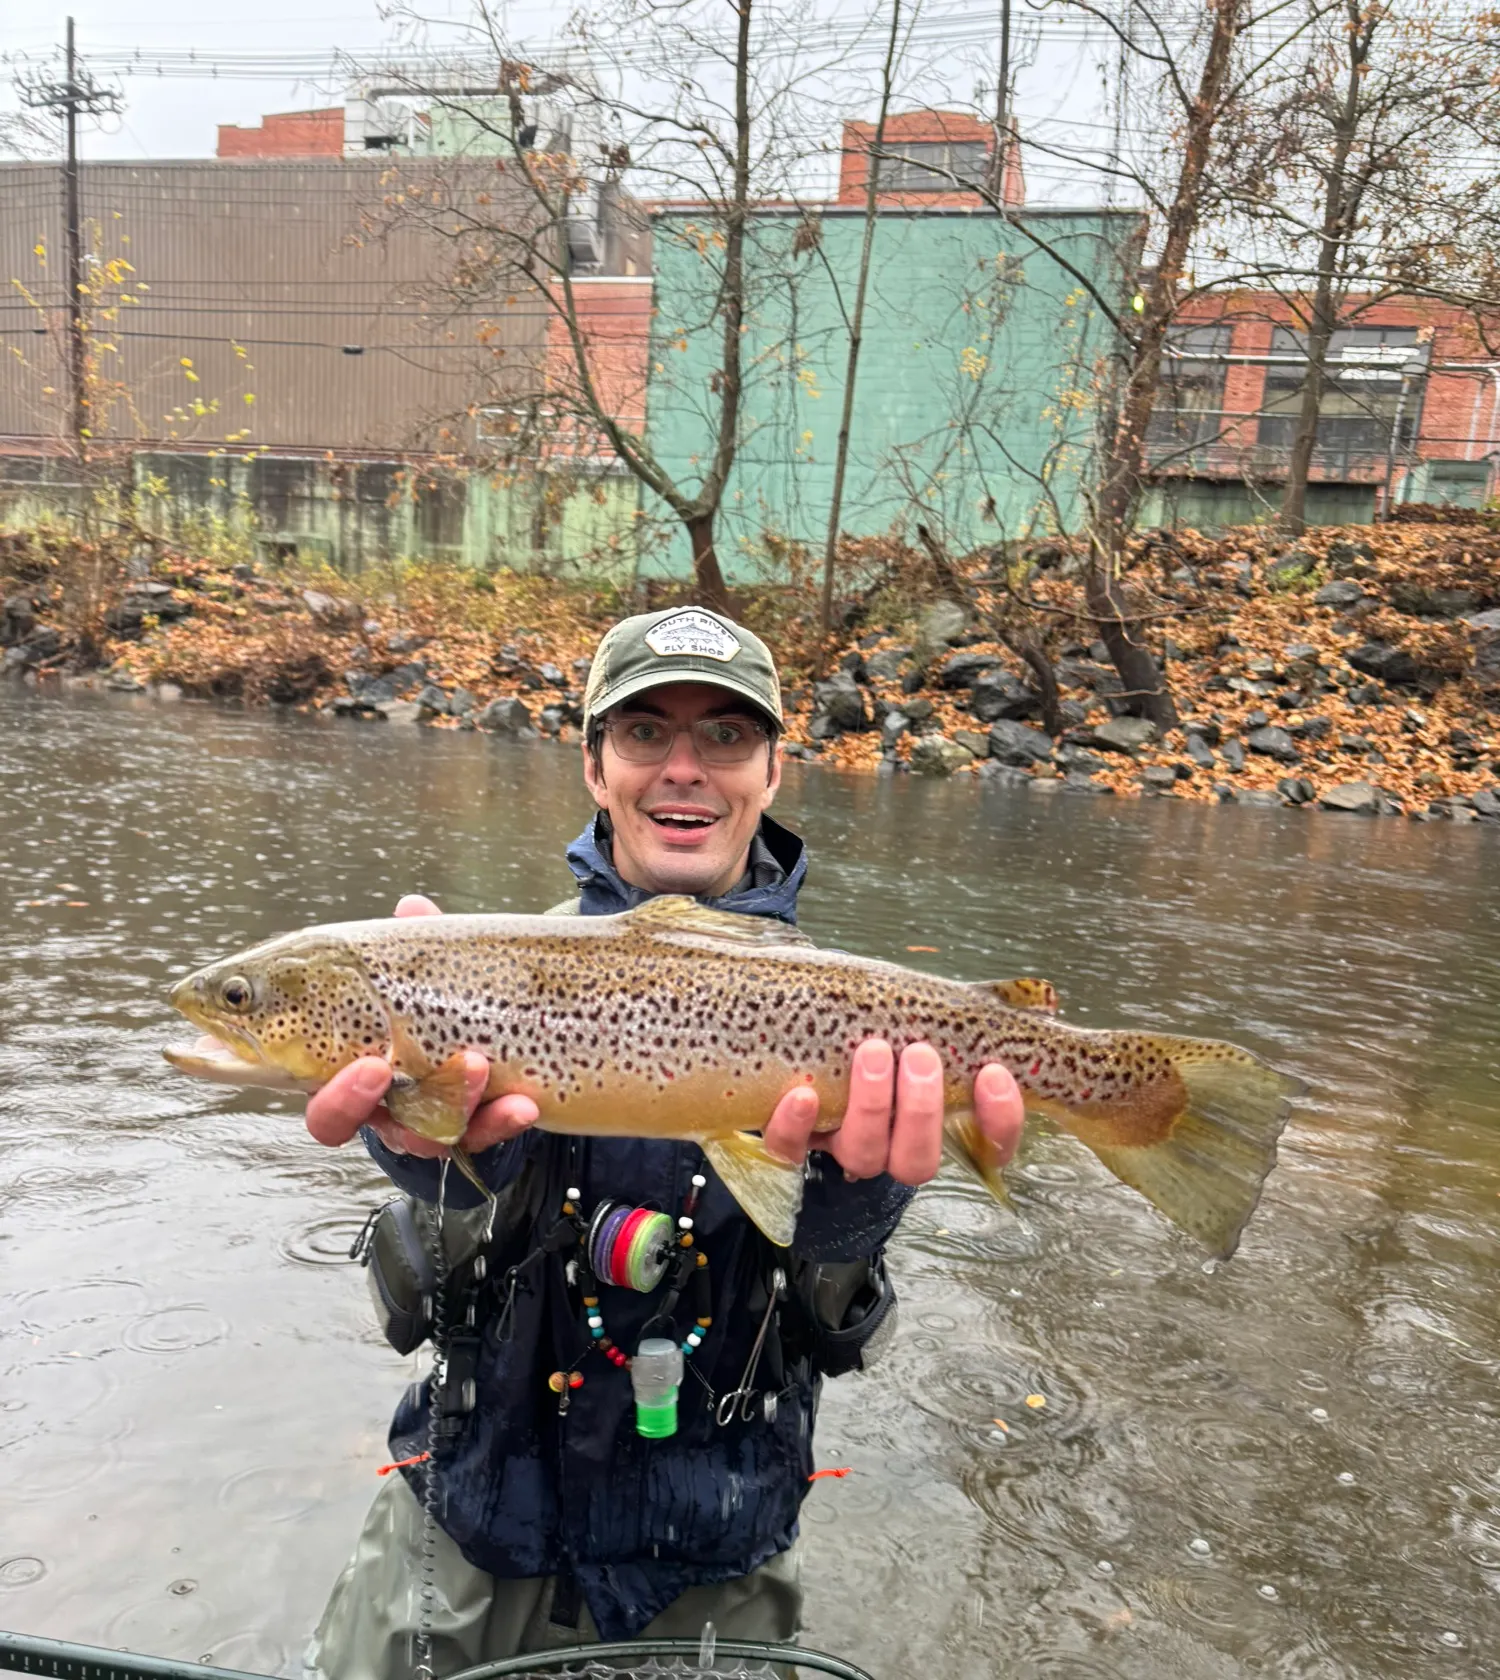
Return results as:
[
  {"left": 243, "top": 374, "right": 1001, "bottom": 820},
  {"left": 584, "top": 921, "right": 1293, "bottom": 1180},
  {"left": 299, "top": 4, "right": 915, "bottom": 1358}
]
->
[{"left": 1, "top": 0, "right": 1123, "bottom": 204}]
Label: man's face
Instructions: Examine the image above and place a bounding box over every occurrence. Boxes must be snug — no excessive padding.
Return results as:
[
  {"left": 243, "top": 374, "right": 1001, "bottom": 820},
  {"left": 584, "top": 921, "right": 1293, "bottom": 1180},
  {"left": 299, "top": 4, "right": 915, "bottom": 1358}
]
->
[{"left": 582, "top": 681, "right": 781, "bottom": 899}]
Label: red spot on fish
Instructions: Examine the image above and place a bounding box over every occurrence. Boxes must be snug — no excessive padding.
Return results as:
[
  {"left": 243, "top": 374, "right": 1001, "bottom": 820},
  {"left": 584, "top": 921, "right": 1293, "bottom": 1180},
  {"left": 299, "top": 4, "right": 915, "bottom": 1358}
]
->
[{"left": 1029, "top": 1060, "right": 1041, "bottom": 1077}]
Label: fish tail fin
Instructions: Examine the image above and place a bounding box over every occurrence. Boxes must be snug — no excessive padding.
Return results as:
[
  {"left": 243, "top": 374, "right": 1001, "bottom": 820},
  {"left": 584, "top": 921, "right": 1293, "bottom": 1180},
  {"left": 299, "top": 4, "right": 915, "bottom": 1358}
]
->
[
  {"left": 944, "top": 1108, "right": 1013, "bottom": 1205},
  {"left": 701, "top": 1132, "right": 805, "bottom": 1246},
  {"left": 1048, "top": 1035, "right": 1302, "bottom": 1260}
]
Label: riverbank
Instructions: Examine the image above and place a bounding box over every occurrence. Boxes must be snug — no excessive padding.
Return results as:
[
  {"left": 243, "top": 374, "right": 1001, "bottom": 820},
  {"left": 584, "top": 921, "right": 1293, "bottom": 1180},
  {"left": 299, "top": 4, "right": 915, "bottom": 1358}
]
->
[{"left": 3, "top": 515, "right": 1498, "bottom": 821}]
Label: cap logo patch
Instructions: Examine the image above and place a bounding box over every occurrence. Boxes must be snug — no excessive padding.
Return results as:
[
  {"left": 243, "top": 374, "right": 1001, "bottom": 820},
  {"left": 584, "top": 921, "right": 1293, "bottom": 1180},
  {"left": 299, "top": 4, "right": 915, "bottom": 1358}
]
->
[{"left": 644, "top": 610, "right": 741, "bottom": 663}]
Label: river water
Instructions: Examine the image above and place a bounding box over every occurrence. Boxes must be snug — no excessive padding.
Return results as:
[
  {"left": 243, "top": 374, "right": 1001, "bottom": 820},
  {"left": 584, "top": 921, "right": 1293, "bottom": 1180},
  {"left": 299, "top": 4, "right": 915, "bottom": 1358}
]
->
[{"left": 0, "top": 687, "right": 1497, "bottom": 1679}]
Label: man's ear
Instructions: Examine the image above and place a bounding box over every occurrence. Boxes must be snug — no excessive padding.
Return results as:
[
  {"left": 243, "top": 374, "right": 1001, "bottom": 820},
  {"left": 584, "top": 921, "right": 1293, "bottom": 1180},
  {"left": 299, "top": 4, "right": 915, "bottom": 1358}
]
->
[
  {"left": 764, "top": 739, "right": 783, "bottom": 800},
  {"left": 582, "top": 738, "right": 608, "bottom": 808}
]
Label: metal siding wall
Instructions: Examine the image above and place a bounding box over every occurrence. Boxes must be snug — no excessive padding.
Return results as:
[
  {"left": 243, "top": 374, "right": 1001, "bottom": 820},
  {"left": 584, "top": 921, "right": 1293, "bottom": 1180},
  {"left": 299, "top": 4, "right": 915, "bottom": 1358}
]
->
[
  {"left": 645, "top": 208, "right": 1134, "bottom": 581},
  {"left": 0, "top": 159, "right": 545, "bottom": 453}
]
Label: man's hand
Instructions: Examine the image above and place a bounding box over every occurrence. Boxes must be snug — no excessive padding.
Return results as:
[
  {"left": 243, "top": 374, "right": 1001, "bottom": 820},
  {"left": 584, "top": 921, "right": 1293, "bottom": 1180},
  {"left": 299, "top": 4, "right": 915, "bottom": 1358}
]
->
[
  {"left": 303, "top": 894, "right": 539, "bottom": 1157},
  {"left": 761, "top": 1039, "right": 1025, "bottom": 1187}
]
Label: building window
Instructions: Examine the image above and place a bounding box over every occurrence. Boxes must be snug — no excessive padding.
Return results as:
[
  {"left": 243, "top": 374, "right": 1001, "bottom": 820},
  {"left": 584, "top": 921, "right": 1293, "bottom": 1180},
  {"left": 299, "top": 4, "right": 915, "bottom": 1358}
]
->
[
  {"left": 878, "top": 140, "right": 991, "bottom": 192},
  {"left": 1257, "top": 326, "right": 1422, "bottom": 477},
  {"left": 1147, "top": 324, "right": 1232, "bottom": 458}
]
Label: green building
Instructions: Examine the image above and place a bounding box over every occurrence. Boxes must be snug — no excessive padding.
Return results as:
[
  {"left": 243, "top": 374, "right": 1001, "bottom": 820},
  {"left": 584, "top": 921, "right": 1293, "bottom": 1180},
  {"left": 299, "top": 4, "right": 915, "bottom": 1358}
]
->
[{"left": 639, "top": 206, "right": 1135, "bottom": 583}]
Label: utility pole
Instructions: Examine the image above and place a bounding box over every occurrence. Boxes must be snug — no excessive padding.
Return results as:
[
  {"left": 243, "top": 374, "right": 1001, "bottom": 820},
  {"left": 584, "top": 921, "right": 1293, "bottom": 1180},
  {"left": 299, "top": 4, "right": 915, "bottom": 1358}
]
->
[
  {"left": 19, "top": 19, "right": 121, "bottom": 467},
  {"left": 989, "top": 0, "right": 1012, "bottom": 202}
]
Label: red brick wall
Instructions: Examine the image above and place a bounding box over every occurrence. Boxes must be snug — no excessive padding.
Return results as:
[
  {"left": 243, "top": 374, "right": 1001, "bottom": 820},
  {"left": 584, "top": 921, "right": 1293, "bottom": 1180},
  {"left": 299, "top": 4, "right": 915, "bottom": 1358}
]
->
[
  {"left": 217, "top": 109, "right": 344, "bottom": 159},
  {"left": 838, "top": 110, "right": 1024, "bottom": 209},
  {"left": 542, "top": 278, "right": 652, "bottom": 464},
  {"left": 1170, "top": 291, "right": 1500, "bottom": 483}
]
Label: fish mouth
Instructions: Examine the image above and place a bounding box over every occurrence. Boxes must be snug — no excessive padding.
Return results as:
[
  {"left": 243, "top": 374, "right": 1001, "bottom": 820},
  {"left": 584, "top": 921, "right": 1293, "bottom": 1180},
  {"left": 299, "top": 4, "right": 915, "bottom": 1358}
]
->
[{"left": 163, "top": 1033, "right": 300, "bottom": 1090}]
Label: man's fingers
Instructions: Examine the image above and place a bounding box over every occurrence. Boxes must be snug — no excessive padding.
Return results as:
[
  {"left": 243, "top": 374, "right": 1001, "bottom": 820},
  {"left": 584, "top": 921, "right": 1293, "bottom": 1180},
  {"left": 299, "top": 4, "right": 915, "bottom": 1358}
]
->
[
  {"left": 395, "top": 894, "right": 441, "bottom": 918},
  {"left": 828, "top": 1038, "right": 896, "bottom": 1180},
  {"left": 305, "top": 1057, "right": 392, "bottom": 1147},
  {"left": 887, "top": 1041, "right": 945, "bottom": 1186},
  {"left": 763, "top": 1083, "right": 820, "bottom": 1165},
  {"left": 465, "top": 1093, "right": 541, "bottom": 1152},
  {"left": 975, "top": 1062, "right": 1026, "bottom": 1169}
]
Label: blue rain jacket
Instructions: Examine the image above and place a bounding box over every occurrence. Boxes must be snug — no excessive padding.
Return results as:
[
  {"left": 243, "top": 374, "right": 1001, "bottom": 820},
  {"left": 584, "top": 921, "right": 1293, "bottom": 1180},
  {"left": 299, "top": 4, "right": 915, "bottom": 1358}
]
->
[{"left": 365, "top": 814, "right": 914, "bottom": 1639}]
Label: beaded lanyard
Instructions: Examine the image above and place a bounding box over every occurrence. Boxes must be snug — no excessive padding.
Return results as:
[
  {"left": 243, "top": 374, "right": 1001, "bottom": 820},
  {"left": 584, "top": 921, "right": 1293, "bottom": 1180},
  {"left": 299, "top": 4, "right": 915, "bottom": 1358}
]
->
[{"left": 546, "top": 1171, "right": 714, "bottom": 1405}]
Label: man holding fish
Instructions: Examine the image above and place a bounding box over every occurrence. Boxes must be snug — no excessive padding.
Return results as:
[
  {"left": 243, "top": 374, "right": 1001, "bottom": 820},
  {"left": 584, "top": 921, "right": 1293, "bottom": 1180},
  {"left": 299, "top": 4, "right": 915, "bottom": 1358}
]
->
[
  {"left": 168, "top": 606, "right": 1292, "bottom": 1676},
  {"left": 304, "top": 607, "right": 1026, "bottom": 1676}
]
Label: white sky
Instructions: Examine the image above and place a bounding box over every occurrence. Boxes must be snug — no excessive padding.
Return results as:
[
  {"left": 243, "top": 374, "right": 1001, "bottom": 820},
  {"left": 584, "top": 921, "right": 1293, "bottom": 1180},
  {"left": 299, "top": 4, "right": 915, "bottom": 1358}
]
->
[{"left": 2, "top": 0, "right": 1125, "bottom": 202}]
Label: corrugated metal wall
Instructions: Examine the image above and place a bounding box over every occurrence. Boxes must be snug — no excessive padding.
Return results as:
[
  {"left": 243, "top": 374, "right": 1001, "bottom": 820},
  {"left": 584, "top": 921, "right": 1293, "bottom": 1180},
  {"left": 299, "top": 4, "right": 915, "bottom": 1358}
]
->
[{"left": 0, "top": 159, "right": 546, "bottom": 453}]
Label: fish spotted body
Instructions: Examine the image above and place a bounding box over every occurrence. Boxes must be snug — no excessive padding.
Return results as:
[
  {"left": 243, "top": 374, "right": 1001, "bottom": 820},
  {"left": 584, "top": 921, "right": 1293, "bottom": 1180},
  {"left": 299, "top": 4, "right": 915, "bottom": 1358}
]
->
[{"left": 165, "top": 897, "right": 1298, "bottom": 1257}]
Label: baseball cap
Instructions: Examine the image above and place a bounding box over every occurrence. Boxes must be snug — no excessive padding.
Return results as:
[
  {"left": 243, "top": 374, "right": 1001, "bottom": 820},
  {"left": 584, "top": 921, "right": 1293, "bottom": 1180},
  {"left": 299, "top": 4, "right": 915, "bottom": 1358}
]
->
[{"left": 583, "top": 607, "right": 783, "bottom": 727}]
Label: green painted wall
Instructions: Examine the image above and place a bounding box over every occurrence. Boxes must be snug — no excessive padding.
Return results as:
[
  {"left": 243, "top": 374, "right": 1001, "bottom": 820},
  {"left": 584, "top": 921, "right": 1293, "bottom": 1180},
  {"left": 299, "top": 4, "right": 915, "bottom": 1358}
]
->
[
  {"left": 0, "top": 449, "right": 640, "bottom": 582},
  {"left": 641, "top": 207, "right": 1134, "bottom": 581},
  {"left": 1140, "top": 477, "right": 1379, "bottom": 531}
]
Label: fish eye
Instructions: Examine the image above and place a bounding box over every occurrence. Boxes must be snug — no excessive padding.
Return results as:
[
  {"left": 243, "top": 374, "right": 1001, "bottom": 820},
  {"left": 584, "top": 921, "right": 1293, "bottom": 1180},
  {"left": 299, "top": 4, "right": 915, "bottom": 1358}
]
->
[{"left": 219, "top": 976, "right": 253, "bottom": 1010}]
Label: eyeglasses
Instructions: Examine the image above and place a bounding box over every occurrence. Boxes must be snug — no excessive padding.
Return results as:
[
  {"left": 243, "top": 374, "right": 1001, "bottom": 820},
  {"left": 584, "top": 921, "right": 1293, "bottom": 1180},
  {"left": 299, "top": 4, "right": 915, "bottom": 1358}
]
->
[{"left": 604, "top": 712, "right": 770, "bottom": 766}]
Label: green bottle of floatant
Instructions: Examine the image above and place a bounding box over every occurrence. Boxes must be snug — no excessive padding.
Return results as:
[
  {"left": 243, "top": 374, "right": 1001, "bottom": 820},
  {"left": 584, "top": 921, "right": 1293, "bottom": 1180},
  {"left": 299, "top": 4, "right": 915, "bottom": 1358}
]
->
[{"left": 631, "top": 1338, "right": 683, "bottom": 1438}]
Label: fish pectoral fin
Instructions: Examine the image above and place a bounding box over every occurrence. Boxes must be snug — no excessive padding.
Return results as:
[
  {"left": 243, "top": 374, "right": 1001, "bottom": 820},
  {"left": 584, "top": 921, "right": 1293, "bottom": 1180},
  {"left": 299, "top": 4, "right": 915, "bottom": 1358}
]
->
[
  {"left": 943, "top": 1109, "right": 1013, "bottom": 1203},
  {"left": 620, "top": 895, "right": 814, "bottom": 948},
  {"left": 385, "top": 1051, "right": 472, "bottom": 1146},
  {"left": 701, "top": 1132, "right": 806, "bottom": 1247},
  {"left": 974, "top": 977, "right": 1061, "bottom": 1014}
]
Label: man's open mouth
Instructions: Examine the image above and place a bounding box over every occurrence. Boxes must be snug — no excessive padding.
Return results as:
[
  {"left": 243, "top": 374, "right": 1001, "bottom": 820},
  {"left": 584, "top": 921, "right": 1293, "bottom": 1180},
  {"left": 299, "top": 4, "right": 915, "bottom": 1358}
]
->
[{"left": 648, "top": 812, "right": 720, "bottom": 830}]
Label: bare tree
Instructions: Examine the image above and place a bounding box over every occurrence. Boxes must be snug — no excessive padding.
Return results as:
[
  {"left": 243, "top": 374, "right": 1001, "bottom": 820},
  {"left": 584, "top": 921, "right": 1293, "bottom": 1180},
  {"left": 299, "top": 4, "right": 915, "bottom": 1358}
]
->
[{"left": 1220, "top": 0, "right": 1500, "bottom": 534}]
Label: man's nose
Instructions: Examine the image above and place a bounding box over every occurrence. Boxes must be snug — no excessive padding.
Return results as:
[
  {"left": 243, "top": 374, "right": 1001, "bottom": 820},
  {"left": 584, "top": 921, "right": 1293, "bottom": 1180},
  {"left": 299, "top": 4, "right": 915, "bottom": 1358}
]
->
[{"left": 660, "top": 729, "right": 707, "bottom": 780}]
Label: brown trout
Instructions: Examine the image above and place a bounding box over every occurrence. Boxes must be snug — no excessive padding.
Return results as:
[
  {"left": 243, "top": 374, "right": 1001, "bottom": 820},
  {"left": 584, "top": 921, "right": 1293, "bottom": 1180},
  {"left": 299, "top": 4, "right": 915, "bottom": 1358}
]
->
[{"left": 164, "top": 896, "right": 1298, "bottom": 1257}]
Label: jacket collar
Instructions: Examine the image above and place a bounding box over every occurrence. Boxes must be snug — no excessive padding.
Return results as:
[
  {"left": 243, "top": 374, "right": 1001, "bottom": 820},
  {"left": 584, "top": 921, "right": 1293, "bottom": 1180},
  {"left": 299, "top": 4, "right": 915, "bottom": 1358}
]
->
[{"left": 564, "top": 811, "right": 808, "bottom": 923}]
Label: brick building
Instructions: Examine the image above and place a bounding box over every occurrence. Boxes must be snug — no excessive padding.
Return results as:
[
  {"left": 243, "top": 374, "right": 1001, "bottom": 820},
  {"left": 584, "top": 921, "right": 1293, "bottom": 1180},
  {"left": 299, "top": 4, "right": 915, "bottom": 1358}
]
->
[
  {"left": 838, "top": 110, "right": 1025, "bottom": 210},
  {"left": 216, "top": 108, "right": 344, "bottom": 159},
  {"left": 1146, "top": 293, "right": 1500, "bottom": 526}
]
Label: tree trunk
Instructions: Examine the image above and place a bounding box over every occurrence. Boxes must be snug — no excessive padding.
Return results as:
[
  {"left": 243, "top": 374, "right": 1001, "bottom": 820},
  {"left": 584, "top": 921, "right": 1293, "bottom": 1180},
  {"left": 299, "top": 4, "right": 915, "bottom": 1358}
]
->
[
  {"left": 686, "top": 513, "right": 734, "bottom": 616},
  {"left": 1279, "top": 2, "right": 1367, "bottom": 538},
  {"left": 1086, "top": 566, "right": 1177, "bottom": 731},
  {"left": 1004, "top": 629, "right": 1064, "bottom": 737},
  {"left": 1087, "top": 0, "right": 1242, "bottom": 729}
]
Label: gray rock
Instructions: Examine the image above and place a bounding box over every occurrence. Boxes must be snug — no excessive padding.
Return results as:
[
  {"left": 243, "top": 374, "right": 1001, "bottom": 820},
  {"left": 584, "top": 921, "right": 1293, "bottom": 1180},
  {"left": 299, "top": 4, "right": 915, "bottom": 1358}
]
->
[
  {"left": 1465, "top": 608, "right": 1500, "bottom": 632},
  {"left": 1343, "top": 682, "right": 1382, "bottom": 707},
  {"left": 900, "top": 697, "right": 934, "bottom": 723},
  {"left": 475, "top": 696, "right": 535, "bottom": 736},
  {"left": 1228, "top": 676, "right": 1275, "bottom": 699},
  {"left": 1314, "top": 579, "right": 1367, "bottom": 610},
  {"left": 1184, "top": 718, "right": 1222, "bottom": 747},
  {"left": 1449, "top": 805, "right": 1480, "bottom": 824},
  {"left": 811, "top": 672, "right": 869, "bottom": 735},
  {"left": 1092, "top": 716, "right": 1158, "bottom": 754},
  {"left": 1388, "top": 582, "right": 1479, "bottom": 619},
  {"left": 415, "top": 684, "right": 450, "bottom": 717},
  {"left": 20, "top": 627, "right": 61, "bottom": 663},
  {"left": 1283, "top": 643, "right": 1321, "bottom": 664},
  {"left": 1348, "top": 642, "right": 1418, "bottom": 686},
  {"left": 448, "top": 688, "right": 479, "bottom": 717},
  {"left": 880, "top": 711, "right": 910, "bottom": 748},
  {"left": 1186, "top": 734, "right": 1217, "bottom": 770},
  {"left": 105, "top": 668, "right": 146, "bottom": 693},
  {"left": 1221, "top": 738, "right": 1246, "bottom": 772},
  {"left": 1265, "top": 549, "right": 1318, "bottom": 588},
  {"left": 1320, "top": 781, "right": 1381, "bottom": 814},
  {"left": 538, "top": 662, "right": 565, "bottom": 686},
  {"left": 1248, "top": 726, "right": 1299, "bottom": 763},
  {"left": 1473, "top": 623, "right": 1500, "bottom": 694},
  {"left": 909, "top": 735, "right": 975, "bottom": 776},
  {"left": 1326, "top": 538, "right": 1376, "bottom": 576},
  {"left": 1246, "top": 709, "right": 1270, "bottom": 730},
  {"left": 1471, "top": 787, "right": 1500, "bottom": 819},
  {"left": 975, "top": 761, "right": 1031, "bottom": 787},
  {"left": 386, "top": 632, "right": 427, "bottom": 655},
  {"left": 953, "top": 729, "right": 992, "bottom": 759},
  {"left": 2, "top": 594, "right": 37, "bottom": 647},
  {"left": 1289, "top": 715, "right": 1331, "bottom": 740},
  {"left": 936, "top": 651, "right": 1003, "bottom": 689},
  {"left": 1278, "top": 777, "right": 1315, "bottom": 805},
  {"left": 864, "top": 646, "right": 914, "bottom": 683},
  {"left": 377, "top": 699, "right": 422, "bottom": 725},
  {"left": 572, "top": 656, "right": 594, "bottom": 683},
  {"left": 538, "top": 704, "right": 567, "bottom": 736},
  {"left": 915, "top": 600, "right": 968, "bottom": 657},
  {"left": 969, "top": 671, "right": 1037, "bottom": 723},
  {"left": 1237, "top": 788, "right": 1282, "bottom": 807},
  {"left": 301, "top": 589, "right": 358, "bottom": 625},
  {"left": 1140, "top": 765, "right": 1178, "bottom": 792},
  {"left": 988, "top": 718, "right": 1054, "bottom": 766}
]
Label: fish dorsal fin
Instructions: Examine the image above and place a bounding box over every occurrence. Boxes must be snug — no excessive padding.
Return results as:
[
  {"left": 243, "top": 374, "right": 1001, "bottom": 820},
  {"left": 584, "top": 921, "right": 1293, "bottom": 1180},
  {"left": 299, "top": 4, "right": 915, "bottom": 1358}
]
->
[
  {"left": 977, "top": 977, "right": 1061, "bottom": 1013},
  {"left": 701, "top": 1132, "right": 806, "bottom": 1246},
  {"left": 619, "top": 895, "right": 813, "bottom": 948}
]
